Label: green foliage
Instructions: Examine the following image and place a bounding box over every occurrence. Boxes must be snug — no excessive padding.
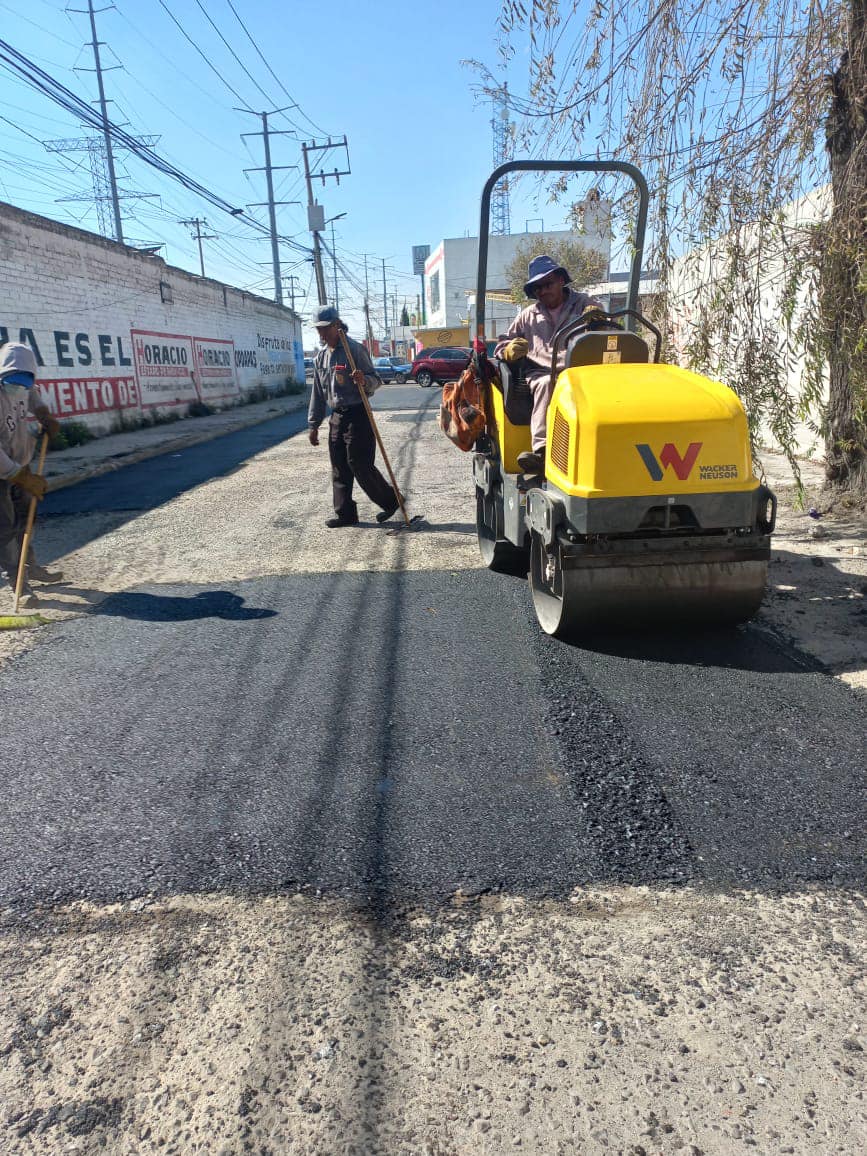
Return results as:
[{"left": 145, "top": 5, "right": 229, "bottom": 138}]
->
[
  {"left": 478, "top": 0, "right": 867, "bottom": 492},
  {"left": 504, "top": 237, "right": 608, "bottom": 303},
  {"left": 47, "top": 420, "right": 95, "bottom": 452}
]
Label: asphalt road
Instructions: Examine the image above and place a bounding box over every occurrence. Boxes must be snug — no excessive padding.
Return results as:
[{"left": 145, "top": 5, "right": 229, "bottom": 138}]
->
[
  {"left": 2, "top": 393, "right": 865, "bottom": 914},
  {"left": 43, "top": 410, "right": 311, "bottom": 515}
]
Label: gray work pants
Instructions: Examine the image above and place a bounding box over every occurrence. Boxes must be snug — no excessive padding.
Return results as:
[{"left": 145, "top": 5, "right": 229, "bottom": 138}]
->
[{"left": 0, "top": 481, "right": 28, "bottom": 579}]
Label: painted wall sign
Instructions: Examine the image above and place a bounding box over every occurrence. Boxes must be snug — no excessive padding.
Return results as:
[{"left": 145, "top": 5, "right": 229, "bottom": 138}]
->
[
  {"left": 131, "top": 329, "right": 197, "bottom": 407},
  {"left": 38, "top": 376, "right": 140, "bottom": 418},
  {"left": 193, "top": 336, "right": 238, "bottom": 401},
  {"left": 0, "top": 325, "right": 132, "bottom": 369}
]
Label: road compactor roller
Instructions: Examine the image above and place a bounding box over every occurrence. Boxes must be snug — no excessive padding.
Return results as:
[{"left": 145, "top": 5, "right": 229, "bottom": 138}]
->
[{"left": 472, "top": 160, "right": 776, "bottom": 640}]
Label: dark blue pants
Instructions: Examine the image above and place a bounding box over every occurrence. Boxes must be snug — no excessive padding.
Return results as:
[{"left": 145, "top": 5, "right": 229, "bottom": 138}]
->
[{"left": 328, "top": 405, "right": 395, "bottom": 519}]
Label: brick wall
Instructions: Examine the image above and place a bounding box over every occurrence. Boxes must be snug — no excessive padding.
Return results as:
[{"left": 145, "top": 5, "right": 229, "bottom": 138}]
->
[{"left": 0, "top": 201, "right": 305, "bottom": 435}]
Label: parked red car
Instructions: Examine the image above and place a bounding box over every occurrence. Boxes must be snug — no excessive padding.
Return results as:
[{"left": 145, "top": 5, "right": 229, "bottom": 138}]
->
[{"left": 410, "top": 346, "right": 471, "bottom": 387}]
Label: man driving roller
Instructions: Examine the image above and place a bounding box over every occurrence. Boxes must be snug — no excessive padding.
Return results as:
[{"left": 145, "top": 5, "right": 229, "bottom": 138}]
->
[{"left": 494, "top": 254, "right": 602, "bottom": 474}]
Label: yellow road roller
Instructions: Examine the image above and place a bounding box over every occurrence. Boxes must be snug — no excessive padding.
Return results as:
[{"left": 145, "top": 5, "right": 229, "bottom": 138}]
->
[{"left": 471, "top": 160, "right": 776, "bottom": 639}]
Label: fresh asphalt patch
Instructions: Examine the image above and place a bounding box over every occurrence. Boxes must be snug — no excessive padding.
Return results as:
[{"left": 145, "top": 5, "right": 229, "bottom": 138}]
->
[{"left": 1, "top": 570, "right": 864, "bottom": 915}]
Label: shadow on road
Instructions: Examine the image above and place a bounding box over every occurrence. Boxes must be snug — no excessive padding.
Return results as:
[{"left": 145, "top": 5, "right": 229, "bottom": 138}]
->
[
  {"left": 570, "top": 622, "right": 821, "bottom": 675},
  {"left": 95, "top": 590, "right": 277, "bottom": 622}
]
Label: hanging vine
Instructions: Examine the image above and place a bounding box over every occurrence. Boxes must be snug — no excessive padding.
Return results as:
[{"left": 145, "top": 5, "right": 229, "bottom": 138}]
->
[{"left": 471, "top": 0, "right": 866, "bottom": 493}]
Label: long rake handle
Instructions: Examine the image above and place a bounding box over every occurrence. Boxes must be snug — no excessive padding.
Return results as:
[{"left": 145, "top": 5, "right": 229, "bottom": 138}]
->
[
  {"left": 337, "top": 332, "right": 410, "bottom": 527},
  {"left": 13, "top": 433, "right": 48, "bottom": 614}
]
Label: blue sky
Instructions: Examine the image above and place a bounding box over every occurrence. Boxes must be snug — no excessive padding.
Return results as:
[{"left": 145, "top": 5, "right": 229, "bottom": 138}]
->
[{"left": 0, "top": 0, "right": 585, "bottom": 337}]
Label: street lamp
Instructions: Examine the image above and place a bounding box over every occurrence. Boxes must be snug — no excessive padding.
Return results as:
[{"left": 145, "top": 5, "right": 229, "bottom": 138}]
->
[{"left": 325, "top": 212, "right": 347, "bottom": 311}]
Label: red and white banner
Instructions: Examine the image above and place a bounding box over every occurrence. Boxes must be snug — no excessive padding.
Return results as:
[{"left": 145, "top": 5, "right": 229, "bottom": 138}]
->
[
  {"left": 193, "top": 336, "right": 238, "bottom": 401},
  {"left": 38, "top": 376, "right": 140, "bottom": 418},
  {"left": 131, "top": 329, "right": 197, "bottom": 407}
]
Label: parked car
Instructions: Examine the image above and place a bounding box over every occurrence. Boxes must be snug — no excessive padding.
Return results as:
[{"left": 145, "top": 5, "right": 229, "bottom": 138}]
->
[
  {"left": 411, "top": 347, "right": 472, "bottom": 387},
  {"left": 386, "top": 355, "right": 413, "bottom": 383},
  {"left": 372, "top": 357, "right": 394, "bottom": 382},
  {"left": 303, "top": 357, "right": 314, "bottom": 376},
  {"left": 373, "top": 356, "right": 414, "bottom": 384}
]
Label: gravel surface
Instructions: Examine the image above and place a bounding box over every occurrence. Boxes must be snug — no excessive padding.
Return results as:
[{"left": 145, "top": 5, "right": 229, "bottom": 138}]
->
[{"left": 0, "top": 384, "right": 864, "bottom": 1154}]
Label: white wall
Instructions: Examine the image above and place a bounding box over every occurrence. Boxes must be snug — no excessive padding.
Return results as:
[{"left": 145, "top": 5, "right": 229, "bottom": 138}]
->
[
  {"left": 0, "top": 201, "right": 305, "bottom": 436},
  {"left": 668, "top": 187, "right": 830, "bottom": 459}
]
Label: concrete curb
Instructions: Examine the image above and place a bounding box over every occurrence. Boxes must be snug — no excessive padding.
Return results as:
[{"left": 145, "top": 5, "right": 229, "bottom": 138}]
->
[{"left": 45, "top": 394, "right": 309, "bottom": 494}]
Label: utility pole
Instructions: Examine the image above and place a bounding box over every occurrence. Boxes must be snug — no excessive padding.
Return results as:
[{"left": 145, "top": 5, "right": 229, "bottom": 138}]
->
[
  {"left": 382, "top": 259, "right": 389, "bottom": 344},
  {"left": 239, "top": 108, "right": 299, "bottom": 306},
  {"left": 325, "top": 213, "right": 347, "bottom": 310},
  {"left": 284, "top": 274, "right": 302, "bottom": 313},
  {"left": 363, "top": 255, "right": 375, "bottom": 348},
  {"left": 61, "top": 2, "right": 154, "bottom": 242},
  {"left": 302, "top": 137, "right": 351, "bottom": 306},
  {"left": 86, "top": 0, "right": 122, "bottom": 243},
  {"left": 180, "top": 217, "right": 216, "bottom": 278},
  {"left": 331, "top": 220, "right": 340, "bottom": 310}
]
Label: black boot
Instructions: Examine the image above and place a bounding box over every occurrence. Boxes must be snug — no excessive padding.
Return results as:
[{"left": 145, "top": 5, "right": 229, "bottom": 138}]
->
[{"left": 517, "top": 450, "right": 545, "bottom": 474}]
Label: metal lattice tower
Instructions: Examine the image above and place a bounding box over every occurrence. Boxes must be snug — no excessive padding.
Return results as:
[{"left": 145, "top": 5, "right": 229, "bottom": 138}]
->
[
  {"left": 44, "top": 135, "right": 159, "bottom": 239},
  {"left": 491, "top": 83, "right": 512, "bottom": 236}
]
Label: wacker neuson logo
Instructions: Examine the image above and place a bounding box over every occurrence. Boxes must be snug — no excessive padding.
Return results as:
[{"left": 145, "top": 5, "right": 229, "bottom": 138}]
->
[
  {"left": 635, "top": 441, "right": 702, "bottom": 481},
  {"left": 636, "top": 442, "right": 738, "bottom": 482}
]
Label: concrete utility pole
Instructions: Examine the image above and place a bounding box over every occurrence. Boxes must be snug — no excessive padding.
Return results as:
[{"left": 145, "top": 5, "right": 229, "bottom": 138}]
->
[
  {"left": 239, "top": 108, "right": 300, "bottom": 306},
  {"left": 382, "top": 259, "right": 389, "bottom": 342},
  {"left": 284, "top": 274, "right": 302, "bottom": 313},
  {"left": 363, "top": 254, "right": 375, "bottom": 348},
  {"left": 86, "top": 0, "right": 122, "bottom": 243},
  {"left": 58, "top": 1, "right": 154, "bottom": 241},
  {"left": 302, "top": 137, "right": 351, "bottom": 306},
  {"left": 325, "top": 212, "right": 346, "bottom": 313},
  {"left": 180, "top": 217, "right": 216, "bottom": 278}
]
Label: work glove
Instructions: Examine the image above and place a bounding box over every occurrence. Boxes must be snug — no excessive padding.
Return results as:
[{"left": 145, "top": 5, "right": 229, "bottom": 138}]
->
[
  {"left": 502, "top": 337, "right": 529, "bottom": 362},
  {"left": 37, "top": 412, "right": 61, "bottom": 439},
  {"left": 10, "top": 464, "right": 47, "bottom": 501}
]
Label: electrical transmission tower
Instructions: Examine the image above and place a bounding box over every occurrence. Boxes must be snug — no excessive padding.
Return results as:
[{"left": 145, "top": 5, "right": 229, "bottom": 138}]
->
[
  {"left": 491, "top": 83, "right": 512, "bottom": 236},
  {"left": 44, "top": 134, "right": 159, "bottom": 239}
]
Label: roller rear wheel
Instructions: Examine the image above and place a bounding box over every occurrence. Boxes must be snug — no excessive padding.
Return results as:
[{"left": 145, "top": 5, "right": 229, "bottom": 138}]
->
[
  {"left": 476, "top": 488, "right": 529, "bottom": 575},
  {"left": 529, "top": 533, "right": 582, "bottom": 638},
  {"left": 529, "top": 531, "right": 770, "bottom": 640}
]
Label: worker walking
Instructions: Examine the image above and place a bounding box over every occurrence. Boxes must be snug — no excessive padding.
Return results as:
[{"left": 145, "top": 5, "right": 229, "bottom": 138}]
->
[
  {"left": 0, "top": 343, "right": 61, "bottom": 607},
  {"left": 495, "top": 254, "right": 602, "bottom": 474},
  {"left": 307, "top": 306, "right": 401, "bottom": 528}
]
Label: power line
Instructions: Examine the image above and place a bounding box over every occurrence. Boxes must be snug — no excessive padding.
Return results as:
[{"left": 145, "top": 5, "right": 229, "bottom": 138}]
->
[
  {"left": 155, "top": 0, "right": 253, "bottom": 111},
  {"left": 191, "top": 0, "right": 285, "bottom": 117},
  {"left": 223, "top": 0, "right": 328, "bottom": 137},
  {"left": 0, "top": 35, "right": 312, "bottom": 258}
]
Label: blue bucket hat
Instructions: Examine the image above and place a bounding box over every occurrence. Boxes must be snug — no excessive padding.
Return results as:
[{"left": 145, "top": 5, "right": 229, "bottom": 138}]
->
[
  {"left": 311, "top": 305, "right": 341, "bottom": 328},
  {"left": 524, "top": 254, "right": 571, "bottom": 298}
]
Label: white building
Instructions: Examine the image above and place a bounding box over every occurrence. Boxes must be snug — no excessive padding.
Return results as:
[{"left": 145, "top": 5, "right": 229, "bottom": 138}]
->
[{"left": 424, "top": 202, "right": 611, "bottom": 339}]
